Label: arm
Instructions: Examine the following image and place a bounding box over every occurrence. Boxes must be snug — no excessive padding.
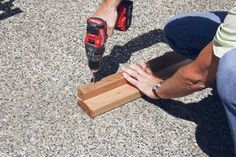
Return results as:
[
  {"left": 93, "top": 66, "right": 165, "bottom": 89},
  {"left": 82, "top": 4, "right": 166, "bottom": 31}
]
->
[
  {"left": 160, "top": 4, "right": 236, "bottom": 98},
  {"left": 122, "top": 5, "right": 236, "bottom": 99},
  {"left": 122, "top": 42, "right": 219, "bottom": 99},
  {"left": 156, "top": 42, "right": 219, "bottom": 99},
  {"left": 102, "top": 0, "right": 122, "bottom": 7},
  {"left": 93, "top": 0, "right": 122, "bottom": 36}
]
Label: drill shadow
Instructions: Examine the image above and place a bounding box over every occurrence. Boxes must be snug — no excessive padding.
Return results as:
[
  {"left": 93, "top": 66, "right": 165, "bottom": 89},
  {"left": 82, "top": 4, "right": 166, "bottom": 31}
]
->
[
  {"left": 0, "top": 0, "right": 23, "bottom": 21},
  {"left": 144, "top": 90, "right": 235, "bottom": 157},
  {"left": 94, "top": 29, "right": 166, "bottom": 81}
]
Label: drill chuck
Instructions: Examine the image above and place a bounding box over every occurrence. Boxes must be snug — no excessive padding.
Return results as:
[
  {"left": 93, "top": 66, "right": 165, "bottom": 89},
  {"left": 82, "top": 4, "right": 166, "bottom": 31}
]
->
[{"left": 85, "top": 44, "right": 105, "bottom": 71}]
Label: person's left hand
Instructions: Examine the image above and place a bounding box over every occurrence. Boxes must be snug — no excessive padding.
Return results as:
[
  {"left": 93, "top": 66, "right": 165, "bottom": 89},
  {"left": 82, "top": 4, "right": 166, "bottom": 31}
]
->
[{"left": 121, "top": 61, "right": 162, "bottom": 99}]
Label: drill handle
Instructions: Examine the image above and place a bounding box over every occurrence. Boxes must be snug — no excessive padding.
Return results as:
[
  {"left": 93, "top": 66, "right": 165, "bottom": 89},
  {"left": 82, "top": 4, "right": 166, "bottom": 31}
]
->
[
  {"left": 85, "top": 17, "right": 107, "bottom": 71},
  {"left": 85, "top": 17, "right": 108, "bottom": 48}
]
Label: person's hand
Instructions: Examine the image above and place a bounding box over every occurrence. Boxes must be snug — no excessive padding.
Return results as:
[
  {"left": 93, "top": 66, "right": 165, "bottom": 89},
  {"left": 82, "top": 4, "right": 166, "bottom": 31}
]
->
[
  {"left": 121, "top": 61, "right": 163, "bottom": 99},
  {"left": 93, "top": 1, "right": 118, "bottom": 36}
]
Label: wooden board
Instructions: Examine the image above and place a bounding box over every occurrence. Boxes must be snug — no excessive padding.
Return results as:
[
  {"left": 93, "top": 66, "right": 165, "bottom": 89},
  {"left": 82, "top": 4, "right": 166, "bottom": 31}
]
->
[
  {"left": 78, "top": 84, "right": 141, "bottom": 117},
  {"left": 78, "top": 52, "right": 186, "bottom": 101},
  {"left": 78, "top": 71, "right": 126, "bottom": 100},
  {"left": 78, "top": 57, "right": 192, "bottom": 118}
]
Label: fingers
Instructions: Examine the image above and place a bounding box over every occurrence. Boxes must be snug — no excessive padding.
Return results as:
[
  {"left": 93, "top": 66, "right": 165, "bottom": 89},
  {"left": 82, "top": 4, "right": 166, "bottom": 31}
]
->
[
  {"left": 121, "top": 65, "right": 140, "bottom": 79},
  {"left": 123, "top": 72, "right": 138, "bottom": 86},
  {"left": 129, "top": 64, "right": 147, "bottom": 78},
  {"left": 136, "top": 60, "right": 146, "bottom": 69},
  {"left": 122, "top": 62, "right": 152, "bottom": 81},
  {"left": 136, "top": 61, "right": 153, "bottom": 75},
  {"left": 107, "top": 27, "right": 114, "bottom": 37},
  {"left": 122, "top": 63, "right": 162, "bottom": 99},
  {"left": 122, "top": 63, "right": 149, "bottom": 82}
]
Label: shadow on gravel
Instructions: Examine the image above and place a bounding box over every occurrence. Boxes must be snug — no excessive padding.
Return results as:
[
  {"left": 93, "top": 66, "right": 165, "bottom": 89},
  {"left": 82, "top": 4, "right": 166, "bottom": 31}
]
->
[
  {"left": 0, "top": 0, "right": 22, "bottom": 21},
  {"left": 144, "top": 89, "right": 235, "bottom": 157},
  {"left": 94, "top": 29, "right": 166, "bottom": 81},
  {"left": 93, "top": 28, "right": 235, "bottom": 156}
]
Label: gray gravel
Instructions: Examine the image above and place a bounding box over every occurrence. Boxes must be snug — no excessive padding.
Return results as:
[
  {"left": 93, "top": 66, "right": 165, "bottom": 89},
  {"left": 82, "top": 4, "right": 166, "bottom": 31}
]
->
[{"left": 0, "top": 0, "right": 235, "bottom": 156}]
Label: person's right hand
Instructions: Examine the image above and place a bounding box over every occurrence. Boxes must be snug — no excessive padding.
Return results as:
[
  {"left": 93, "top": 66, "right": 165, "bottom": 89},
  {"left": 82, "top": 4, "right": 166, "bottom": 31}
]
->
[{"left": 93, "top": 1, "right": 118, "bottom": 36}]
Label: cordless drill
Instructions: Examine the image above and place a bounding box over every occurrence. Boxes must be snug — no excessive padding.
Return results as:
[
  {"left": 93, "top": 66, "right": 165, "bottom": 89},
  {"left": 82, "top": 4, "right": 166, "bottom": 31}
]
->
[{"left": 84, "top": 0, "right": 133, "bottom": 82}]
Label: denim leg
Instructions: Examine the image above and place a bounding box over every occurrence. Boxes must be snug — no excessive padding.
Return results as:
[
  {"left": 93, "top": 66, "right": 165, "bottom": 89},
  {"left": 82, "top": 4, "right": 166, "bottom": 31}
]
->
[
  {"left": 164, "top": 12, "right": 227, "bottom": 59},
  {"left": 217, "top": 48, "right": 236, "bottom": 153}
]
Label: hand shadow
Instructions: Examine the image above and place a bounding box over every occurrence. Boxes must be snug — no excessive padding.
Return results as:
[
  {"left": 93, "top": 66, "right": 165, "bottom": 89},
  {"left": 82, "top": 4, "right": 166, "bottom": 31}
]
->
[
  {"left": 94, "top": 29, "right": 166, "bottom": 81},
  {"left": 0, "top": 0, "right": 22, "bottom": 21},
  {"left": 144, "top": 88, "right": 235, "bottom": 157}
]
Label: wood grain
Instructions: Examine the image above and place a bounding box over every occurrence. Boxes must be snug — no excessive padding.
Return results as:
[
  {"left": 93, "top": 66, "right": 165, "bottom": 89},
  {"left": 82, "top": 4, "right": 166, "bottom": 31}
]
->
[
  {"left": 78, "top": 71, "right": 127, "bottom": 100},
  {"left": 78, "top": 59, "right": 192, "bottom": 118},
  {"left": 78, "top": 84, "right": 141, "bottom": 117}
]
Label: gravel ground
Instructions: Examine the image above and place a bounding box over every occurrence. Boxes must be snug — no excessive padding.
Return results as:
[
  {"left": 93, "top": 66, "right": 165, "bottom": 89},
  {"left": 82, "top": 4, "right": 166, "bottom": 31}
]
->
[{"left": 0, "top": 0, "right": 235, "bottom": 156}]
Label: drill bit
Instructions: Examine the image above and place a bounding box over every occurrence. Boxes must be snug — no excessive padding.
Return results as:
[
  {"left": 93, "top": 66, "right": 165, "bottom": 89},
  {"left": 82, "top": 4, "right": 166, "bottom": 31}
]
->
[
  {"left": 91, "top": 73, "right": 96, "bottom": 83},
  {"left": 91, "top": 70, "right": 98, "bottom": 83}
]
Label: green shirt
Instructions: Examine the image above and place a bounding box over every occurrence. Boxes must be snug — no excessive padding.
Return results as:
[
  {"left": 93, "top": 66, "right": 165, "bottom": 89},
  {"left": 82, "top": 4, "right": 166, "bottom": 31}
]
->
[{"left": 213, "top": 3, "right": 236, "bottom": 58}]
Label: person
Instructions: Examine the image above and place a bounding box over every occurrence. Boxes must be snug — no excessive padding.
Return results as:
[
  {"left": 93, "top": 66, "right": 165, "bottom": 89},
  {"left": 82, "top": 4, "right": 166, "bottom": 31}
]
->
[{"left": 93, "top": 0, "right": 236, "bottom": 153}]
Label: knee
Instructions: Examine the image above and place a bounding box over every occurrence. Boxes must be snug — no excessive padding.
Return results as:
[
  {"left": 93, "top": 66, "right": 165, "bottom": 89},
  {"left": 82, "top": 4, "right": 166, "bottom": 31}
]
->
[
  {"left": 217, "top": 49, "right": 236, "bottom": 105},
  {"left": 164, "top": 15, "right": 182, "bottom": 44},
  {"left": 163, "top": 13, "right": 198, "bottom": 58},
  {"left": 164, "top": 12, "right": 221, "bottom": 41},
  {"left": 163, "top": 14, "right": 188, "bottom": 54},
  {"left": 164, "top": 13, "right": 194, "bottom": 43}
]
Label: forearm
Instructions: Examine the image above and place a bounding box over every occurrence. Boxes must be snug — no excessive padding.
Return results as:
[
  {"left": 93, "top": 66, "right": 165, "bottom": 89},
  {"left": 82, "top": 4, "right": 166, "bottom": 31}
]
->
[
  {"left": 103, "top": 0, "right": 122, "bottom": 8},
  {"left": 156, "top": 64, "right": 205, "bottom": 99},
  {"left": 156, "top": 43, "right": 218, "bottom": 99}
]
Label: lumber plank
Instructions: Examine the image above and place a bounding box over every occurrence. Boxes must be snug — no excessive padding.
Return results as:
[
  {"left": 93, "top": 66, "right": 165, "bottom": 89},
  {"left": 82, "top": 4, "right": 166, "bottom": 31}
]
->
[
  {"left": 78, "top": 71, "right": 127, "bottom": 100},
  {"left": 78, "top": 84, "right": 140, "bottom": 117},
  {"left": 78, "top": 52, "right": 188, "bottom": 101},
  {"left": 78, "top": 59, "right": 192, "bottom": 118}
]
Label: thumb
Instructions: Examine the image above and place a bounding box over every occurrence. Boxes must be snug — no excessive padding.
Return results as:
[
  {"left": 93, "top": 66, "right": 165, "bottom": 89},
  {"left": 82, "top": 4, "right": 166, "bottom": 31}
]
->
[{"left": 107, "top": 26, "right": 114, "bottom": 37}]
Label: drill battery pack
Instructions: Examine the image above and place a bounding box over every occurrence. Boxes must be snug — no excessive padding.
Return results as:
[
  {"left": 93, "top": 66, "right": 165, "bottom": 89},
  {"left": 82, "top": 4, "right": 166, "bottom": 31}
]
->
[{"left": 115, "top": 0, "right": 133, "bottom": 31}]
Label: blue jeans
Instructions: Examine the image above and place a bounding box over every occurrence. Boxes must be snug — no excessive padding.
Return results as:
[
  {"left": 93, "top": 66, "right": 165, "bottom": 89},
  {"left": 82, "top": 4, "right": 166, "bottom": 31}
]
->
[{"left": 164, "top": 12, "right": 236, "bottom": 152}]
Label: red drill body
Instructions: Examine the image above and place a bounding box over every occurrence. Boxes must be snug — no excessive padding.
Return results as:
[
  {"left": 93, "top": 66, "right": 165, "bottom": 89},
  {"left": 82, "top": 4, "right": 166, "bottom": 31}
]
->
[
  {"left": 84, "top": 1, "right": 133, "bottom": 81},
  {"left": 85, "top": 17, "right": 108, "bottom": 72},
  {"left": 85, "top": 18, "right": 108, "bottom": 49}
]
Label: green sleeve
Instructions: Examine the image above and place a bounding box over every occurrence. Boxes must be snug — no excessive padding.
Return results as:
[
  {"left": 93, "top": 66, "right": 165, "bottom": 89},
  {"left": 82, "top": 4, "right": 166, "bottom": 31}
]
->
[{"left": 213, "top": 4, "right": 236, "bottom": 58}]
